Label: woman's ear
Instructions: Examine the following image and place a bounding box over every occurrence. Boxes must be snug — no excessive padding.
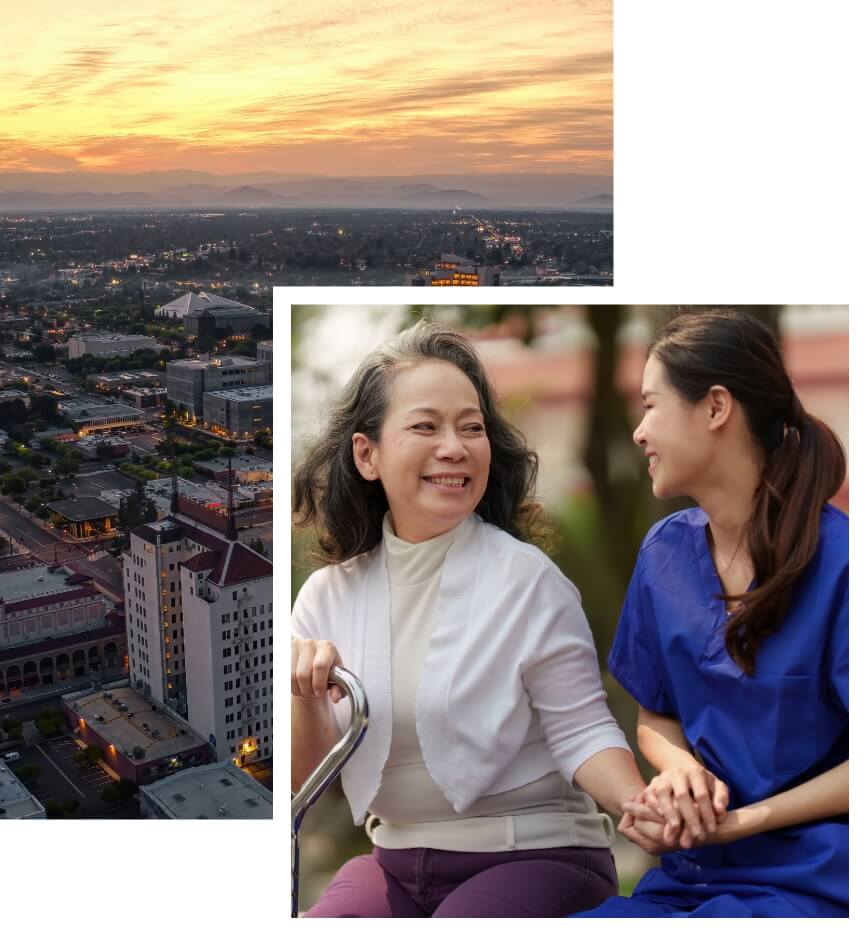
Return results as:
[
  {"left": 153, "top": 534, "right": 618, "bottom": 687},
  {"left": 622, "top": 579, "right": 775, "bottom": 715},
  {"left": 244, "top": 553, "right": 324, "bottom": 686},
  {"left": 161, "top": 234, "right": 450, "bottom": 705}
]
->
[
  {"left": 352, "top": 432, "right": 379, "bottom": 480},
  {"left": 707, "top": 384, "right": 733, "bottom": 430}
]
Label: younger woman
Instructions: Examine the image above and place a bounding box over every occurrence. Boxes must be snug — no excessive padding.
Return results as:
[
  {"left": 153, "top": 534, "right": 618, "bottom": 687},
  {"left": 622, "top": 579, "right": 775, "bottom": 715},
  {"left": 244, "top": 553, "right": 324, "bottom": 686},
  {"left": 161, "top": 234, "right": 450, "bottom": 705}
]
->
[{"left": 573, "top": 310, "right": 848, "bottom": 917}]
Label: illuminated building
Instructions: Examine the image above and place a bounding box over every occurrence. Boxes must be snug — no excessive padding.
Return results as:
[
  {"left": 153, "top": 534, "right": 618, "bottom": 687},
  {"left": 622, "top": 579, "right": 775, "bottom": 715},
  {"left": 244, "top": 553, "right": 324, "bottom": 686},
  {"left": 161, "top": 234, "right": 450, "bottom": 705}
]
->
[
  {"left": 166, "top": 355, "right": 268, "bottom": 421},
  {"left": 85, "top": 370, "right": 165, "bottom": 393},
  {"left": 60, "top": 401, "right": 147, "bottom": 436},
  {"left": 124, "top": 505, "right": 272, "bottom": 765},
  {"left": 126, "top": 517, "right": 208, "bottom": 716},
  {"left": 202, "top": 385, "right": 273, "bottom": 439},
  {"left": 407, "top": 253, "right": 501, "bottom": 286},
  {"left": 47, "top": 497, "right": 119, "bottom": 539},
  {"left": 0, "top": 563, "right": 124, "bottom": 695},
  {"left": 181, "top": 537, "right": 273, "bottom": 764},
  {"left": 61, "top": 683, "right": 210, "bottom": 785}
]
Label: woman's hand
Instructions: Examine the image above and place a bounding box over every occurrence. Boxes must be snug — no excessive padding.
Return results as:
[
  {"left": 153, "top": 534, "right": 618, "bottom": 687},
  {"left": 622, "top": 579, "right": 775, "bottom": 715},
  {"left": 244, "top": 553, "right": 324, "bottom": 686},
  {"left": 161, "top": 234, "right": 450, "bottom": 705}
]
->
[
  {"left": 624, "top": 766, "right": 730, "bottom": 848},
  {"left": 291, "top": 638, "right": 345, "bottom": 704},
  {"left": 617, "top": 809, "right": 680, "bottom": 857}
]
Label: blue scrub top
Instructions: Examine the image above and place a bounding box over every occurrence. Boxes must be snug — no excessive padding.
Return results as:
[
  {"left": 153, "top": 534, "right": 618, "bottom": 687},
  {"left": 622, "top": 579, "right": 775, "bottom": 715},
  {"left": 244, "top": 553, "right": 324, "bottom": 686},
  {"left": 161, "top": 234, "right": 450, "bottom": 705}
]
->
[{"left": 582, "top": 505, "right": 848, "bottom": 917}]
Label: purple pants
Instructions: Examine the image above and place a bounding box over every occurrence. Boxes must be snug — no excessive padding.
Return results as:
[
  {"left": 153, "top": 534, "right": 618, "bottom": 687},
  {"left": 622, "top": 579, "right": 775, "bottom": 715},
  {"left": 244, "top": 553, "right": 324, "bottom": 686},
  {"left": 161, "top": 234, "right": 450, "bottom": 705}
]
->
[{"left": 305, "top": 845, "right": 618, "bottom": 917}]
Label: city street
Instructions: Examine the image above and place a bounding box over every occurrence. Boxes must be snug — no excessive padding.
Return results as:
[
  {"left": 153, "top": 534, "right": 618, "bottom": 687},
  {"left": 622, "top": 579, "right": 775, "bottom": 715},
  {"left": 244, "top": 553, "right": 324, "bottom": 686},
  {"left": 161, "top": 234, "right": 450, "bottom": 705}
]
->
[
  {"left": 0, "top": 497, "right": 124, "bottom": 600},
  {"left": 0, "top": 496, "right": 89, "bottom": 564}
]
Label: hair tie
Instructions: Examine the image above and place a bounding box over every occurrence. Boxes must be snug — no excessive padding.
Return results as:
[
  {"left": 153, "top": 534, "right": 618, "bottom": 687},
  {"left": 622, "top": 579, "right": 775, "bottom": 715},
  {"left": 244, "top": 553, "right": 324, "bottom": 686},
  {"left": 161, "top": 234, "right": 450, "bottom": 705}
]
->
[
  {"left": 788, "top": 394, "right": 806, "bottom": 430},
  {"left": 765, "top": 415, "right": 787, "bottom": 451}
]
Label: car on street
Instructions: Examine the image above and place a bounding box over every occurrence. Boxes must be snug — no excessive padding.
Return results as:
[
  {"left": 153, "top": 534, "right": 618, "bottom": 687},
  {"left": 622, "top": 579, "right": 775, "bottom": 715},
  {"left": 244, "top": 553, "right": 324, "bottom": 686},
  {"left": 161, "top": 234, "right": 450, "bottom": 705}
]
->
[{"left": 3, "top": 752, "right": 21, "bottom": 763}]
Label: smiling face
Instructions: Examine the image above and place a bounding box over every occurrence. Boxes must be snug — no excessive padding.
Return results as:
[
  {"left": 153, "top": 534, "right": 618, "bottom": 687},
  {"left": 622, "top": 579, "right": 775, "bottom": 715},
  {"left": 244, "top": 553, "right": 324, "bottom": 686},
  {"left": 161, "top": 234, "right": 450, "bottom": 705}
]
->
[
  {"left": 633, "top": 353, "right": 716, "bottom": 500},
  {"left": 352, "top": 359, "right": 491, "bottom": 543}
]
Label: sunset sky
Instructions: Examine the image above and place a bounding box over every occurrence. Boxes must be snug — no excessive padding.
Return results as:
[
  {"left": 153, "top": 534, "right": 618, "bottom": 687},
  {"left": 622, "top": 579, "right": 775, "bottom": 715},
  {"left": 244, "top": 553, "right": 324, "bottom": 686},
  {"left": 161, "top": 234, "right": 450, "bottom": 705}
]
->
[{"left": 1, "top": 0, "right": 611, "bottom": 177}]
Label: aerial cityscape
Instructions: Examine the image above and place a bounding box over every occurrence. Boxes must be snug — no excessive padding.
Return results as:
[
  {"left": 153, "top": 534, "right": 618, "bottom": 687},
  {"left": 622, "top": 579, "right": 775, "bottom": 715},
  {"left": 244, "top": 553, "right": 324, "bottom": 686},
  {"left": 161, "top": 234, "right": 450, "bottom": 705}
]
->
[
  {"left": 1, "top": 0, "right": 609, "bottom": 831},
  {"left": 0, "top": 208, "right": 612, "bottom": 290},
  {"left": 0, "top": 276, "right": 273, "bottom": 819}
]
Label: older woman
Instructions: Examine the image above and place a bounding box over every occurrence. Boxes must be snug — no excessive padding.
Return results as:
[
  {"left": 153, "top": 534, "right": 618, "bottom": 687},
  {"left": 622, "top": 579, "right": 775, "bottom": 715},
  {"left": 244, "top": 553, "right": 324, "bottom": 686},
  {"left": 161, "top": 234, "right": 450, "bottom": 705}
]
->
[{"left": 291, "top": 319, "right": 655, "bottom": 917}]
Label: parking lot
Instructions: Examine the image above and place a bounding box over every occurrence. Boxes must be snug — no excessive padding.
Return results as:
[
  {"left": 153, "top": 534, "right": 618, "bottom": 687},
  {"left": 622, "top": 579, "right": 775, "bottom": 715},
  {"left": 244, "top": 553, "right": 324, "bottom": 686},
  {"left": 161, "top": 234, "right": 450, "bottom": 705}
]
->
[
  {"left": 46, "top": 736, "right": 116, "bottom": 796},
  {"left": 6, "top": 734, "right": 141, "bottom": 818},
  {"left": 69, "top": 468, "right": 138, "bottom": 499}
]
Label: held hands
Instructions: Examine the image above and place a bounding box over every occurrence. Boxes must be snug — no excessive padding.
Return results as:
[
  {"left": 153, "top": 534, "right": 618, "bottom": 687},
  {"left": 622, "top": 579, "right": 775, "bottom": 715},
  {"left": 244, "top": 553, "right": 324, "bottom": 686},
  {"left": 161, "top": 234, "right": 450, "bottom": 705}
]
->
[
  {"left": 619, "top": 766, "right": 730, "bottom": 853},
  {"left": 291, "top": 638, "right": 345, "bottom": 705}
]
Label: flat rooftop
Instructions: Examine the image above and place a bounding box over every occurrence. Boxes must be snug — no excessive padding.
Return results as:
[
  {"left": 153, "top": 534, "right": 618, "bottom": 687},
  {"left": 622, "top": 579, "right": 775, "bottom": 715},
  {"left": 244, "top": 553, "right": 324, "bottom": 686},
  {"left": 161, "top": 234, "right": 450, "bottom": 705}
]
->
[
  {"left": 74, "top": 334, "right": 156, "bottom": 343},
  {"left": 63, "top": 403, "right": 146, "bottom": 420},
  {"left": 205, "top": 385, "right": 272, "bottom": 403},
  {"left": 65, "top": 686, "right": 207, "bottom": 762},
  {"left": 0, "top": 564, "right": 85, "bottom": 603},
  {"left": 48, "top": 496, "right": 119, "bottom": 521},
  {"left": 92, "top": 371, "right": 164, "bottom": 383},
  {"left": 140, "top": 760, "right": 272, "bottom": 819},
  {"left": 168, "top": 355, "right": 258, "bottom": 370},
  {"left": 0, "top": 765, "right": 45, "bottom": 819},
  {"left": 193, "top": 454, "right": 272, "bottom": 474}
]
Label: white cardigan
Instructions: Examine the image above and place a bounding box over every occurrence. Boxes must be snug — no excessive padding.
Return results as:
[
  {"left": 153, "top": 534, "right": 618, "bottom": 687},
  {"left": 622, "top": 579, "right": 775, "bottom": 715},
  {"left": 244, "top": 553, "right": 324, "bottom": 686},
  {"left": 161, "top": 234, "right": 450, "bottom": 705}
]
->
[{"left": 291, "top": 512, "right": 630, "bottom": 826}]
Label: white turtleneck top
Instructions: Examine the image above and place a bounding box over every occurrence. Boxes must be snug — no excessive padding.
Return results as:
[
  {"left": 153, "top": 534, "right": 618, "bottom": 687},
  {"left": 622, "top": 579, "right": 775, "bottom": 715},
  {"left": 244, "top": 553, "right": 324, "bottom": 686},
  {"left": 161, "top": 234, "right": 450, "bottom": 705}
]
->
[{"left": 366, "top": 512, "right": 615, "bottom": 852}]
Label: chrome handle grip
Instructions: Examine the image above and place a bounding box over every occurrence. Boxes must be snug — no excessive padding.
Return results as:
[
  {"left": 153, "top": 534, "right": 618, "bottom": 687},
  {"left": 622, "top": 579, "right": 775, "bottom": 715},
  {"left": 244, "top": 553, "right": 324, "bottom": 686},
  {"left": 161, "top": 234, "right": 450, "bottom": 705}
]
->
[{"left": 291, "top": 665, "right": 369, "bottom": 918}]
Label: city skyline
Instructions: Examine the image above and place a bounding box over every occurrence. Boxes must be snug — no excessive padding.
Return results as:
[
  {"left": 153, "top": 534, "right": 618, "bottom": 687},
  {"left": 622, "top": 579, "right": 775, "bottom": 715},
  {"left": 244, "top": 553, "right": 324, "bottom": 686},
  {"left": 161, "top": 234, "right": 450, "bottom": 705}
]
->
[{"left": 2, "top": 0, "right": 611, "bottom": 177}]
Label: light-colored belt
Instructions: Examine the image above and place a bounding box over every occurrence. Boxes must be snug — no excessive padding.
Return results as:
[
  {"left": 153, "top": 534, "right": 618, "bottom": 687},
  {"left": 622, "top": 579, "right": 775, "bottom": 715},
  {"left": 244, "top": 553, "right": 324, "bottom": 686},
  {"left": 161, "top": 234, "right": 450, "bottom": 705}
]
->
[{"left": 365, "top": 810, "right": 616, "bottom": 852}]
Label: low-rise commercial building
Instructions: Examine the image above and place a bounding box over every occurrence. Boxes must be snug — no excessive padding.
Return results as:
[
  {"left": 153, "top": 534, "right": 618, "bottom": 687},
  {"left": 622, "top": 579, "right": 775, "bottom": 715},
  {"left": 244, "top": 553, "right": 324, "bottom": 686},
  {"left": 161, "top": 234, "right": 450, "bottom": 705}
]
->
[
  {"left": 202, "top": 385, "right": 272, "bottom": 438},
  {"left": 0, "top": 764, "right": 46, "bottom": 819},
  {"left": 139, "top": 760, "right": 271, "bottom": 819},
  {"left": 192, "top": 453, "right": 272, "bottom": 483},
  {"left": 0, "top": 564, "right": 124, "bottom": 694},
  {"left": 61, "top": 402, "right": 147, "bottom": 435},
  {"left": 62, "top": 684, "right": 211, "bottom": 785},
  {"left": 122, "top": 387, "right": 167, "bottom": 409},
  {"left": 68, "top": 334, "right": 163, "bottom": 359},
  {"left": 87, "top": 370, "right": 165, "bottom": 393},
  {"left": 32, "top": 428, "right": 77, "bottom": 447},
  {"left": 75, "top": 435, "right": 130, "bottom": 459},
  {"left": 48, "top": 497, "right": 119, "bottom": 539},
  {"left": 101, "top": 476, "right": 272, "bottom": 530}
]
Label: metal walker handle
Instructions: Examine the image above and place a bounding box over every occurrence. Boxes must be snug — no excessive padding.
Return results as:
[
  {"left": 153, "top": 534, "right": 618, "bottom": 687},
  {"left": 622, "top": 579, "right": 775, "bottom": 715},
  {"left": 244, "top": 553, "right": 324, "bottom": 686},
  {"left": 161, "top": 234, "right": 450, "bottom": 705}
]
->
[{"left": 291, "top": 665, "right": 369, "bottom": 918}]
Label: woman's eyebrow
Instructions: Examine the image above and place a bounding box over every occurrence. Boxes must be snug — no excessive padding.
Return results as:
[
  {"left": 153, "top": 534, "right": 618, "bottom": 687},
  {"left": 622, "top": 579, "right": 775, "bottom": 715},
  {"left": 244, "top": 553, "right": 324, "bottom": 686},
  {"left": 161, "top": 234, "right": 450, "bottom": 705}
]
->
[{"left": 405, "top": 406, "right": 483, "bottom": 418}]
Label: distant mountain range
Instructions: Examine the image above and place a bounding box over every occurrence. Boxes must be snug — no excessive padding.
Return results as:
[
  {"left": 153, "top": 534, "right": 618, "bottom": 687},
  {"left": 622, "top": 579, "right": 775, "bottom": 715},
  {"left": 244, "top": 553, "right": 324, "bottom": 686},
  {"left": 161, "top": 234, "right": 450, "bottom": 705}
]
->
[
  {"left": 575, "top": 193, "right": 613, "bottom": 210},
  {"left": 0, "top": 171, "right": 612, "bottom": 211}
]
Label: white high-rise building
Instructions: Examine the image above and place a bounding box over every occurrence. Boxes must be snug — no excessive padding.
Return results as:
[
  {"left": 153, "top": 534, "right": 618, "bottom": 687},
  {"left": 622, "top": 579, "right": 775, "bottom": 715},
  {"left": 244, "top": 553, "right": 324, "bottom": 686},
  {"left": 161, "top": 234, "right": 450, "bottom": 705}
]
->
[
  {"left": 182, "top": 542, "right": 273, "bottom": 763},
  {"left": 123, "top": 509, "right": 272, "bottom": 765},
  {"left": 124, "top": 516, "right": 221, "bottom": 714}
]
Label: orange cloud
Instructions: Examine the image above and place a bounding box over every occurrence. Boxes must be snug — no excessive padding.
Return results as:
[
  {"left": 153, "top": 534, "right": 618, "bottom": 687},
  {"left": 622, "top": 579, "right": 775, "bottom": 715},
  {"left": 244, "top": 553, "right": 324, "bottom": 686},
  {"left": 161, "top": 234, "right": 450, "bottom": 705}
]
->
[{"left": 1, "top": 0, "right": 611, "bottom": 177}]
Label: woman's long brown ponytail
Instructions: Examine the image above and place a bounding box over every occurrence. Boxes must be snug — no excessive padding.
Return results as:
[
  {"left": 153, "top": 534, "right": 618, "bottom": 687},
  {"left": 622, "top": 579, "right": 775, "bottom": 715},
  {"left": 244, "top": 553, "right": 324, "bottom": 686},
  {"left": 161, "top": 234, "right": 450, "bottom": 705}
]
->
[{"left": 650, "top": 310, "right": 847, "bottom": 675}]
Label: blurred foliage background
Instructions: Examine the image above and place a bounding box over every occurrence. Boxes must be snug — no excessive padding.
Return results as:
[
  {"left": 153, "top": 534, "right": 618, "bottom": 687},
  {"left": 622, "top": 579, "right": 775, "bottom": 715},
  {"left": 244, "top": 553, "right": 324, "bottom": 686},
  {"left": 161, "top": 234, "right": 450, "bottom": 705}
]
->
[{"left": 290, "top": 304, "right": 848, "bottom": 912}]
